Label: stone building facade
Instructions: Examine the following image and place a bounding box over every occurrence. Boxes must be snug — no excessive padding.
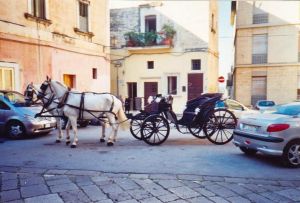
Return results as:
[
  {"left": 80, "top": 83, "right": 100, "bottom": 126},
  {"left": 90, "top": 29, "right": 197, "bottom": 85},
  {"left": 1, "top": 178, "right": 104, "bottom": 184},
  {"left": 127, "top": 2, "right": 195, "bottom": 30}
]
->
[
  {"left": 0, "top": 0, "right": 110, "bottom": 92},
  {"left": 110, "top": 1, "right": 219, "bottom": 113},
  {"left": 231, "top": 1, "right": 300, "bottom": 106}
]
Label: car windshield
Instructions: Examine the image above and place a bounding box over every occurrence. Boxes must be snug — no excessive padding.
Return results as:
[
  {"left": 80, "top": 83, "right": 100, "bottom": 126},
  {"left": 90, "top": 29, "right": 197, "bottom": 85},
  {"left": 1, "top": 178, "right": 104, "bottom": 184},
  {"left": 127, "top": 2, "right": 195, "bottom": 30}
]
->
[
  {"left": 270, "top": 104, "right": 300, "bottom": 116},
  {"left": 1, "top": 92, "right": 26, "bottom": 107},
  {"left": 258, "top": 101, "right": 275, "bottom": 107}
]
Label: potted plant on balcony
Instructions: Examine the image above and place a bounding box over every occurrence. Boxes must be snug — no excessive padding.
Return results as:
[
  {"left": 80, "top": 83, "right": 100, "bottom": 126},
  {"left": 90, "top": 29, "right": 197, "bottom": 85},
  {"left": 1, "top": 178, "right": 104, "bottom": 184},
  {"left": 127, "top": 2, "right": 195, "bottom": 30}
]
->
[
  {"left": 124, "top": 31, "right": 139, "bottom": 47},
  {"left": 144, "top": 32, "right": 157, "bottom": 46},
  {"left": 161, "top": 24, "right": 176, "bottom": 45}
]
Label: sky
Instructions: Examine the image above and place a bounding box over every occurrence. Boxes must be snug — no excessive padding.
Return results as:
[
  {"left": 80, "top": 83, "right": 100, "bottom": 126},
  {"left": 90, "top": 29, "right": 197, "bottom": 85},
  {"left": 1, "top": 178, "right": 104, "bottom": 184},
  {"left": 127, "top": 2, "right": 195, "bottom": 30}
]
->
[{"left": 110, "top": 0, "right": 234, "bottom": 82}]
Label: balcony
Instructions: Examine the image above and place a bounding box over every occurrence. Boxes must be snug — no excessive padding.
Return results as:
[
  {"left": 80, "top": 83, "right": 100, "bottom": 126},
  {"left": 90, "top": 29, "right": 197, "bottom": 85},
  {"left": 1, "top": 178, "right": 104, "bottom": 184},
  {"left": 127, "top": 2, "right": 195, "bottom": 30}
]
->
[{"left": 124, "top": 31, "right": 174, "bottom": 51}]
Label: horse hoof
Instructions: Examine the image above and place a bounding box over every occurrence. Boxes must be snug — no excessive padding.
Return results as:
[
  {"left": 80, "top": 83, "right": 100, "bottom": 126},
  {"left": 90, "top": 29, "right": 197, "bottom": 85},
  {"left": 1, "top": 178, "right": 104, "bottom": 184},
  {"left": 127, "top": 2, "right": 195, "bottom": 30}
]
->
[
  {"left": 100, "top": 138, "right": 105, "bottom": 143},
  {"left": 107, "top": 142, "right": 114, "bottom": 146},
  {"left": 71, "top": 144, "right": 77, "bottom": 148},
  {"left": 55, "top": 140, "right": 61, "bottom": 143},
  {"left": 66, "top": 141, "right": 71, "bottom": 145}
]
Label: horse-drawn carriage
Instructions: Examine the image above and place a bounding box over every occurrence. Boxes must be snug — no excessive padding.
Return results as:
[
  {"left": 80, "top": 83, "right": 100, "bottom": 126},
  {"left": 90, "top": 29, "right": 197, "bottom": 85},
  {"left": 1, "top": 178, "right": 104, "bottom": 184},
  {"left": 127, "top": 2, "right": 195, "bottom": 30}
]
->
[{"left": 129, "top": 93, "right": 237, "bottom": 145}]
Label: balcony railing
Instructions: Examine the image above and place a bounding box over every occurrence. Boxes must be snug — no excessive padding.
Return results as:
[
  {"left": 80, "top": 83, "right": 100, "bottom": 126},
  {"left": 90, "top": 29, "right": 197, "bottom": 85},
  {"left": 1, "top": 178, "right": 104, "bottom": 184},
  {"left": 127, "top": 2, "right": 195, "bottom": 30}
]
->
[
  {"left": 252, "top": 54, "right": 267, "bottom": 64},
  {"left": 124, "top": 32, "right": 173, "bottom": 48},
  {"left": 253, "top": 13, "right": 268, "bottom": 24}
]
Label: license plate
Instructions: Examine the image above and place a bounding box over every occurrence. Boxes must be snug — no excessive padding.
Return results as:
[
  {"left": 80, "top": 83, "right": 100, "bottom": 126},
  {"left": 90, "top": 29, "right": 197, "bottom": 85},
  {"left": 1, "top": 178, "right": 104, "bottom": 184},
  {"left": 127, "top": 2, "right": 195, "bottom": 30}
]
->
[
  {"left": 242, "top": 124, "right": 258, "bottom": 132},
  {"left": 45, "top": 123, "right": 51, "bottom": 128}
]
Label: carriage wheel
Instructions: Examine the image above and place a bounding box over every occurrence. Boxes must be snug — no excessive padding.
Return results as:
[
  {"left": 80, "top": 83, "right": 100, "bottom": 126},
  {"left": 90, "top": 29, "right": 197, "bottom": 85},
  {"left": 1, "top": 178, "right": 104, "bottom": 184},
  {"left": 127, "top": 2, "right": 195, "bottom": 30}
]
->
[
  {"left": 188, "top": 123, "right": 206, "bottom": 139},
  {"left": 141, "top": 115, "right": 170, "bottom": 145},
  {"left": 204, "top": 109, "right": 237, "bottom": 145},
  {"left": 130, "top": 112, "right": 149, "bottom": 140}
]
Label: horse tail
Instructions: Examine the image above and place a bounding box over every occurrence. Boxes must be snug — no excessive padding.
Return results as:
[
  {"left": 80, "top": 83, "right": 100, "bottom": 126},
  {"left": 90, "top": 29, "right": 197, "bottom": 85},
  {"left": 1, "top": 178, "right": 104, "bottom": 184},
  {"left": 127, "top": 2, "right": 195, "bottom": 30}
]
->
[{"left": 117, "top": 107, "right": 130, "bottom": 130}]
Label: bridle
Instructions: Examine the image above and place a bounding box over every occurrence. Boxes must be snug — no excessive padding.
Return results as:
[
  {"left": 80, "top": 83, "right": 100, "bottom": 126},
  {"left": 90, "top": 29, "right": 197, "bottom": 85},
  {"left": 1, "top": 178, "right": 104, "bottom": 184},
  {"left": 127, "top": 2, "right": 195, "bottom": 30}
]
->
[{"left": 37, "top": 81, "right": 57, "bottom": 109}]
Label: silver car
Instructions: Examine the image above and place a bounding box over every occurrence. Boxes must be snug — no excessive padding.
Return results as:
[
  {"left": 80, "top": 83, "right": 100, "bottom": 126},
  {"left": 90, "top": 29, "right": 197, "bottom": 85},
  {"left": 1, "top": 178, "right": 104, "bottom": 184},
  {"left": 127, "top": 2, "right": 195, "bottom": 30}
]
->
[
  {"left": 0, "top": 90, "right": 56, "bottom": 139},
  {"left": 233, "top": 102, "right": 300, "bottom": 167}
]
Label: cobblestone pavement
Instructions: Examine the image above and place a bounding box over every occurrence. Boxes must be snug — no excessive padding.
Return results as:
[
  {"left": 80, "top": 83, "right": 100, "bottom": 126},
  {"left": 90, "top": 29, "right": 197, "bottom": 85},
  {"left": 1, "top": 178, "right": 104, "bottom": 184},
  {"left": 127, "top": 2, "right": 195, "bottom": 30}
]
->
[{"left": 1, "top": 166, "right": 300, "bottom": 203}]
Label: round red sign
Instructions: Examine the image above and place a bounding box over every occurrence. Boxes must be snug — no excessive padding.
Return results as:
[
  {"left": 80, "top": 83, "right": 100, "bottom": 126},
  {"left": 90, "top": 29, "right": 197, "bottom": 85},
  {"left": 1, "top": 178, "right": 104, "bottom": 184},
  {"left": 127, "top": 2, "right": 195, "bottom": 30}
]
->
[{"left": 218, "top": 76, "right": 225, "bottom": 83}]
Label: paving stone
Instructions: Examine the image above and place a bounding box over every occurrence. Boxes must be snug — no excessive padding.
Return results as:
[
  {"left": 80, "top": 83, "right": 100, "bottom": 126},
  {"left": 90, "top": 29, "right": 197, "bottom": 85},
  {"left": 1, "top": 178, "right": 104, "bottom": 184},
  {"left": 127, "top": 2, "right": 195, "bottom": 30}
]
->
[
  {"left": 241, "top": 183, "right": 268, "bottom": 193},
  {"left": 118, "top": 199, "right": 139, "bottom": 203},
  {"left": 114, "top": 178, "right": 141, "bottom": 190},
  {"left": 260, "top": 191, "right": 292, "bottom": 203},
  {"left": 278, "top": 181, "right": 295, "bottom": 187},
  {"left": 203, "top": 176, "right": 225, "bottom": 182},
  {"left": 168, "top": 200, "right": 188, "bottom": 203},
  {"left": 59, "top": 189, "right": 91, "bottom": 203},
  {"left": 20, "top": 177, "right": 44, "bottom": 187},
  {"left": 217, "top": 182, "right": 251, "bottom": 195},
  {"left": 177, "top": 175, "right": 202, "bottom": 181},
  {"left": 0, "top": 166, "right": 19, "bottom": 173},
  {"left": 0, "top": 189, "right": 21, "bottom": 202},
  {"left": 50, "top": 183, "right": 78, "bottom": 193},
  {"left": 140, "top": 197, "right": 162, "bottom": 203},
  {"left": 81, "top": 184, "right": 107, "bottom": 201},
  {"left": 248, "top": 179, "right": 279, "bottom": 186},
  {"left": 181, "top": 180, "right": 202, "bottom": 188},
  {"left": 101, "top": 183, "right": 124, "bottom": 194},
  {"left": 193, "top": 187, "right": 215, "bottom": 197},
  {"left": 245, "top": 193, "right": 274, "bottom": 203},
  {"left": 95, "top": 200, "right": 114, "bottom": 203},
  {"left": 187, "top": 196, "right": 213, "bottom": 203},
  {"left": 46, "top": 169, "right": 67, "bottom": 175},
  {"left": 134, "top": 179, "right": 170, "bottom": 196},
  {"left": 157, "top": 193, "right": 179, "bottom": 202},
  {"left": 126, "top": 189, "right": 153, "bottom": 200},
  {"left": 276, "top": 188, "right": 300, "bottom": 201},
  {"left": 107, "top": 191, "right": 132, "bottom": 202},
  {"left": 291, "top": 180, "right": 300, "bottom": 187},
  {"left": 156, "top": 180, "right": 183, "bottom": 188},
  {"left": 261, "top": 184, "right": 289, "bottom": 192},
  {"left": 43, "top": 174, "right": 68, "bottom": 180},
  {"left": 130, "top": 174, "right": 149, "bottom": 179},
  {"left": 224, "top": 177, "right": 250, "bottom": 184},
  {"left": 2, "top": 179, "right": 18, "bottom": 190},
  {"left": 21, "top": 184, "right": 49, "bottom": 198},
  {"left": 226, "top": 196, "right": 251, "bottom": 203},
  {"left": 65, "top": 170, "right": 100, "bottom": 176},
  {"left": 46, "top": 178, "right": 72, "bottom": 186},
  {"left": 5, "top": 199, "right": 24, "bottom": 203},
  {"left": 19, "top": 168, "right": 46, "bottom": 174},
  {"left": 18, "top": 173, "right": 40, "bottom": 179},
  {"left": 91, "top": 176, "right": 110, "bottom": 182},
  {"left": 205, "top": 184, "right": 236, "bottom": 198},
  {"left": 24, "top": 193, "right": 63, "bottom": 203},
  {"left": 149, "top": 174, "right": 177, "bottom": 180},
  {"left": 72, "top": 176, "right": 94, "bottom": 186},
  {"left": 169, "top": 186, "right": 199, "bottom": 199},
  {"left": 208, "top": 196, "right": 230, "bottom": 203},
  {"left": 1, "top": 172, "right": 17, "bottom": 180},
  {"left": 105, "top": 173, "right": 129, "bottom": 178},
  {"left": 95, "top": 180, "right": 115, "bottom": 186}
]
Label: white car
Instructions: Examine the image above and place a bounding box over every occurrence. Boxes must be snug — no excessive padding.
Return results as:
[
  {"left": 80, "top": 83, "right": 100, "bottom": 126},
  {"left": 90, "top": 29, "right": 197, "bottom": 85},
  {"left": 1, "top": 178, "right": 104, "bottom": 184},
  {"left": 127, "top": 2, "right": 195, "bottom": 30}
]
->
[{"left": 216, "top": 99, "right": 257, "bottom": 119}]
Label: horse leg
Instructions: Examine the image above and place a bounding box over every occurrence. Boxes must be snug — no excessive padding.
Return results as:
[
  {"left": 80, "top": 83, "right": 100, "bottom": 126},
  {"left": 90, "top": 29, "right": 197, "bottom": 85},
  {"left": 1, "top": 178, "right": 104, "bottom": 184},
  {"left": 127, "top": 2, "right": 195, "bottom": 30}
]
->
[
  {"left": 55, "top": 118, "right": 63, "bottom": 143},
  {"left": 69, "top": 117, "right": 78, "bottom": 148},
  {"left": 107, "top": 116, "right": 119, "bottom": 146},
  {"left": 65, "top": 120, "right": 71, "bottom": 145},
  {"left": 100, "top": 122, "right": 106, "bottom": 143}
]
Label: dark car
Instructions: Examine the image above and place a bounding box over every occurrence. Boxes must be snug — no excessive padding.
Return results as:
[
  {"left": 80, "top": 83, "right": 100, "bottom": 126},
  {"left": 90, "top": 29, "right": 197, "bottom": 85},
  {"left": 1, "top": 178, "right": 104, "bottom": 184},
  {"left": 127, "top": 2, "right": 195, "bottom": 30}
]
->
[{"left": 0, "top": 90, "right": 56, "bottom": 139}]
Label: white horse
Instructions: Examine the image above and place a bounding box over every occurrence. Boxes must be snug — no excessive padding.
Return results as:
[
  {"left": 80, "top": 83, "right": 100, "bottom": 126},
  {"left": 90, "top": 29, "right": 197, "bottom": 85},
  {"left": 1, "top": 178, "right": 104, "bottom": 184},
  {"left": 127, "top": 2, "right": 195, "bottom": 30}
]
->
[{"left": 37, "top": 77, "right": 129, "bottom": 148}]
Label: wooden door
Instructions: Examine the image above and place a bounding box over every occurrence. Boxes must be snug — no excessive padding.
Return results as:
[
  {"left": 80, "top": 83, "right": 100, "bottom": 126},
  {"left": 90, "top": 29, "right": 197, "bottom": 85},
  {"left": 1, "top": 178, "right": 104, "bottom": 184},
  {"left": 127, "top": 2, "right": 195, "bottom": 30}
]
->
[
  {"left": 144, "top": 82, "right": 158, "bottom": 105},
  {"left": 188, "top": 73, "right": 203, "bottom": 100},
  {"left": 127, "top": 82, "right": 137, "bottom": 110}
]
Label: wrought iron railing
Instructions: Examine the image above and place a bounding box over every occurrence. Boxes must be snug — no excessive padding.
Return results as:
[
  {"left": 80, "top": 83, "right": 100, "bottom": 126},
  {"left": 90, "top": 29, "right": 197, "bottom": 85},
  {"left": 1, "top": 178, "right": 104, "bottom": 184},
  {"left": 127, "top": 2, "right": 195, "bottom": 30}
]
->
[{"left": 124, "top": 32, "right": 173, "bottom": 47}]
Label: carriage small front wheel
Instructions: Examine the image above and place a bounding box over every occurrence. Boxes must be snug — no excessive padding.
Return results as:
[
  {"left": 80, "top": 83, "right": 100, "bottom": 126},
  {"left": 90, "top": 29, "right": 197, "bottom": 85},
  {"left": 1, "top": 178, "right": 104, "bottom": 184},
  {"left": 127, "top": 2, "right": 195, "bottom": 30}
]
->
[
  {"left": 141, "top": 114, "right": 170, "bottom": 145},
  {"left": 204, "top": 109, "right": 237, "bottom": 145},
  {"left": 130, "top": 112, "right": 149, "bottom": 140}
]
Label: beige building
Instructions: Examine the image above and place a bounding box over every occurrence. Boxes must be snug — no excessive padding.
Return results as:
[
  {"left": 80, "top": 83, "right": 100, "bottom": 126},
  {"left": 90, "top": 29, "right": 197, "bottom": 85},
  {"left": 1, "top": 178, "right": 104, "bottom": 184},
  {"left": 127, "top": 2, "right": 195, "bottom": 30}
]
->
[
  {"left": 231, "top": 1, "right": 300, "bottom": 106},
  {"left": 110, "top": 1, "right": 219, "bottom": 113},
  {"left": 0, "top": 0, "right": 110, "bottom": 92}
]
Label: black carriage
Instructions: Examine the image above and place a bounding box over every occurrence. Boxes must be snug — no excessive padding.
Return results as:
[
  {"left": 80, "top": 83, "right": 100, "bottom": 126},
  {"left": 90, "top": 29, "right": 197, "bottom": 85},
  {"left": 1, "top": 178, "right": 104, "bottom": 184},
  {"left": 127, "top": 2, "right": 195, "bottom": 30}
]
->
[{"left": 130, "top": 93, "right": 237, "bottom": 145}]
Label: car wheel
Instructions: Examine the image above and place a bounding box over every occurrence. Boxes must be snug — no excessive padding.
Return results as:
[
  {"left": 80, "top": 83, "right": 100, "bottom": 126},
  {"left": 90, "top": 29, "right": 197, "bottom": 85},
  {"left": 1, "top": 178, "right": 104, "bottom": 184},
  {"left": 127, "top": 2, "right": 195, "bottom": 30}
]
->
[
  {"left": 79, "top": 120, "right": 89, "bottom": 128},
  {"left": 239, "top": 146, "right": 257, "bottom": 156},
  {"left": 282, "top": 140, "right": 300, "bottom": 168},
  {"left": 6, "top": 121, "right": 26, "bottom": 139}
]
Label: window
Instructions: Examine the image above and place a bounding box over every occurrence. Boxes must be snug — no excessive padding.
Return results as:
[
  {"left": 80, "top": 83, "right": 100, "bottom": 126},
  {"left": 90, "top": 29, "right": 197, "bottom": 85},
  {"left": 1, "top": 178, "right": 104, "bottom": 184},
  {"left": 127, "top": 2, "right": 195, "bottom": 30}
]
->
[
  {"left": 251, "top": 76, "right": 266, "bottom": 106},
  {"left": 211, "top": 14, "right": 216, "bottom": 32},
  {"left": 168, "top": 76, "right": 177, "bottom": 95},
  {"left": 63, "top": 74, "right": 76, "bottom": 89},
  {"left": 0, "top": 101, "right": 10, "bottom": 110},
  {"left": 31, "top": 0, "right": 46, "bottom": 19},
  {"left": 191, "top": 59, "right": 201, "bottom": 70},
  {"left": 92, "top": 68, "right": 97, "bottom": 79},
  {"left": 147, "top": 61, "right": 154, "bottom": 69},
  {"left": 253, "top": 2, "right": 268, "bottom": 24},
  {"left": 0, "top": 68, "right": 14, "bottom": 90},
  {"left": 297, "top": 75, "right": 300, "bottom": 100},
  {"left": 252, "top": 34, "right": 267, "bottom": 64},
  {"left": 79, "top": 2, "right": 89, "bottom": 32},
  {"left": 145, "top": 15, "right": 156, "bottom": 32},
  {"left": 298, "top": 32, "right": 300, "bottom": 62}
]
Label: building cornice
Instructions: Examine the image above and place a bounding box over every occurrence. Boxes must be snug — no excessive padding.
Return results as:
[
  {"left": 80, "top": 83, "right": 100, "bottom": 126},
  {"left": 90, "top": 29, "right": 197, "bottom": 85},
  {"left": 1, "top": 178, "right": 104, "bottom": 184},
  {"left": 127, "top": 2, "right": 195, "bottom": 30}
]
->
[
  {"left": 235, "top": 62, "right": 300, "bottom": 68},
  {"left": 236, "top": 22, "right": 300, "bottom": 30}
]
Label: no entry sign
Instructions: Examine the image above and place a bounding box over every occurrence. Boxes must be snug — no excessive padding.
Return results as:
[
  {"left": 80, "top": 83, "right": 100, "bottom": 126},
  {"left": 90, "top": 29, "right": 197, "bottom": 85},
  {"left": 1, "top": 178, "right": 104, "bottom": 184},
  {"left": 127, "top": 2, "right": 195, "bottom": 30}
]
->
[{"left": 218, "top": 76, "right": 225, "bottom": 83}]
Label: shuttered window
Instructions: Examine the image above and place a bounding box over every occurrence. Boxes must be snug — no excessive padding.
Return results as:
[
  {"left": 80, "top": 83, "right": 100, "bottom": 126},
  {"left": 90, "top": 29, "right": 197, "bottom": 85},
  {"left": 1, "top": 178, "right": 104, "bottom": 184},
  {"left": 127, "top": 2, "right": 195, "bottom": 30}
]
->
[
  {"left": 31, "top": 0, "right": 46, "bottom": 19},
  {"left": 253, "top": 2, "right": 268, "bottom": 24},
  {"left": 168, "top": 76, "right": 177, "bottom": 95},
  {"left": 252, "top": 34, "right": 267, "bottom": 64},
  {"left": 251, "top": 76, "right": 267, "bottom": 105},
  {"left": 79, "top": 2, "right": 88, "bottom": 32}
]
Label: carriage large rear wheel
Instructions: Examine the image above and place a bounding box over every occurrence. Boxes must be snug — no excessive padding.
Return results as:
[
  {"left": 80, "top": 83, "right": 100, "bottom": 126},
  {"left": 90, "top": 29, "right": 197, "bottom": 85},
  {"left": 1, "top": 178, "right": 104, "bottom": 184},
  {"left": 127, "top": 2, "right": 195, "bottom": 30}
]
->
[
  {"left": 203, "top": 109, "right": 237, "bottom": 145},
  {"left": 130, "top": 112, "right": 149, "bottom": 140},
  {"left": 141, "top": 115, "right": 170, "bottom": 145}
]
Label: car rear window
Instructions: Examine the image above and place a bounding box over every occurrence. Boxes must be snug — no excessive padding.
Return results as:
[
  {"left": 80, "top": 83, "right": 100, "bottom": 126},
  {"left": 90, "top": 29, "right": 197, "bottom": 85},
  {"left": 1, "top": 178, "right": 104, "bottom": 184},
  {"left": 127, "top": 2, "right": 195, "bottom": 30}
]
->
[
  {"left": 273, "top": 104, "right": 300, "bottom": 116},
  {"left": 258, "top": 101, "right": 275, "bottom": 107}
]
